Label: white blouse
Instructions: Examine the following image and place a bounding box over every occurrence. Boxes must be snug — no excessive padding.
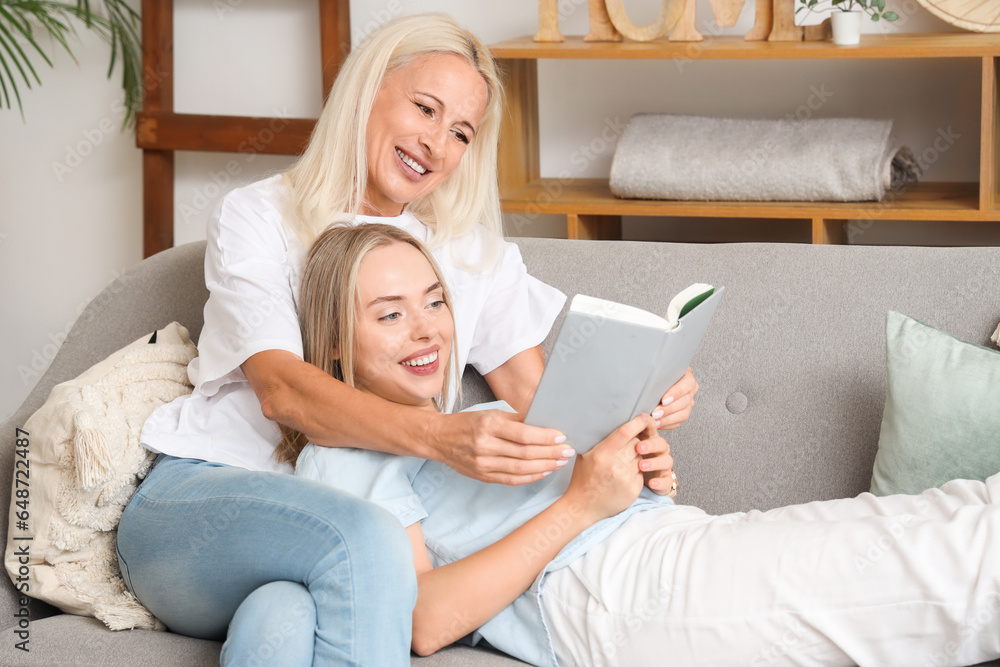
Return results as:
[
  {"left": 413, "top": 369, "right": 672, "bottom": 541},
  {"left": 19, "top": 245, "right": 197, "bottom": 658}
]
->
[{"left": 140, "top": 175, "right": 566, "bottom": 472}]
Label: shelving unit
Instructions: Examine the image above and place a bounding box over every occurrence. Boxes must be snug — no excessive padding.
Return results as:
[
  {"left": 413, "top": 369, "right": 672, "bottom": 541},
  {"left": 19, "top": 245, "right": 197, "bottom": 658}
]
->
[{"left": 491, "top": 34, "right": 1000, "bottom": 243}]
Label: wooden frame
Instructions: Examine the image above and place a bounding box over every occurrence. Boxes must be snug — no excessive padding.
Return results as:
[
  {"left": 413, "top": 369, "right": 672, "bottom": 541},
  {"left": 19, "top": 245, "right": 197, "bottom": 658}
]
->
[{"left": 137, "top": 0, "right": 350, "bottom": 258}]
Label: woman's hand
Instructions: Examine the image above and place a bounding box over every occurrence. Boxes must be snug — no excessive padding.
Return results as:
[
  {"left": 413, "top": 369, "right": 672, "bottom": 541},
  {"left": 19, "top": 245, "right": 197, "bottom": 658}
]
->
[
  {"left": 656, "top": 367, "right": 698, "bottom": 430},
  {"left": 636, "top": 423, "right": 676, "bottom": 497},
  {"left": 637, "top": 367, "right": 694, "bottom": 494},
  {"left": 562, "top": 414, "right": 651, "bottom": 524},
  {"left": 425, "top": 409, "right": 574, "bottom": 486}
]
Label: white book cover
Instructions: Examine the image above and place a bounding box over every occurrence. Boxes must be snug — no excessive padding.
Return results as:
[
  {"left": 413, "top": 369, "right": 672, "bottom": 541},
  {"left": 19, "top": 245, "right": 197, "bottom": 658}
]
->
[{"left": 525, "top": 287, "right": 724, "bottom": 453}]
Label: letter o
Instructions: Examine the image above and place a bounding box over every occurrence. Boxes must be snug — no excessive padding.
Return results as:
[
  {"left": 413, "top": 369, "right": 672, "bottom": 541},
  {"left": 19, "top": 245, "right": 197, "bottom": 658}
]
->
[{"left": 605, "top": 0, "right": 684, "bottom": 41}]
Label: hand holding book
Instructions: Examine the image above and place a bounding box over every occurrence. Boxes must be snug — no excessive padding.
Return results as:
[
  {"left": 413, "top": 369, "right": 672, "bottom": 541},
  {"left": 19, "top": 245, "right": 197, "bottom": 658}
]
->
[{"left": 525, "top": 284, "right": 723, "bottom": 454}]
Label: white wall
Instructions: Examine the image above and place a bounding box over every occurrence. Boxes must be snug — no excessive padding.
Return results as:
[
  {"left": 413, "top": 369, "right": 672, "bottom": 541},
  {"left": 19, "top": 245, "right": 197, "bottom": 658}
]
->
[{"left": 1, "top": 0, "right": 994, "bottom": 421}]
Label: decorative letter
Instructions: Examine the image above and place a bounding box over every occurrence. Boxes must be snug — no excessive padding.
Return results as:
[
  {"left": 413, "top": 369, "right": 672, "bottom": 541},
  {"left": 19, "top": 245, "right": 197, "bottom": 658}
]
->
[
  {"left": 584, "top": 0, "right": 622, "bottom": 42},
  {"left": 669, "top": 0, "right": 704, "bottom": 41},
  {"left": 605, "top": 0, "right": 685, "bottom": 41},
  {"left": 534, "top": 0, "right": 565, "bottom": 43}
]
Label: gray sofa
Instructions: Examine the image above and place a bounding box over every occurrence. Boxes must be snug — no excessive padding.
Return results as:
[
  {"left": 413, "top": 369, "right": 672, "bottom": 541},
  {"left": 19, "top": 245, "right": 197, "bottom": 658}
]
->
[{"left": 3, "top": 237, "right": 1000, "bottom": 666}]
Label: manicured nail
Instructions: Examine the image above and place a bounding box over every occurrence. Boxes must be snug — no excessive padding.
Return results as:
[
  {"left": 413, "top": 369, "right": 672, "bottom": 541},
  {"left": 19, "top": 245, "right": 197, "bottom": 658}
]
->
[
  {"left": 655, "top": 419, "right": 663, "bottom": 429},
  {"left": 661, "top": 396, "right": 674, "bottom": 406},
  {"left": 640, "top": 460, "right": 651, "bottom": 471},
  {"left": 554, "top": 434, "right": 567, "bottom": 444},
  {"left": 638, "top": 442, "right": 648, "bottom": 454},
  {"left": 542, "top": 471, "right": 552, "bottom": 477},
  {"left": 652, "top": 408, "right": 664, "bottom": 419},
  {"left": 556, "top": 459, "right": 569, "bottom": 468},
  {"left": 561, "top": 448, "right": 576, "bottom": 459}
]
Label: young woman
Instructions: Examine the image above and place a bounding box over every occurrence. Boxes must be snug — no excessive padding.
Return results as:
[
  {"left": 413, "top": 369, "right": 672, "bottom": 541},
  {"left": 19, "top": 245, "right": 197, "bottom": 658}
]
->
[
  {"left": 285, "top": 225, "right": 1000, "bottom": 667},
  {"left": 117, "top": 12, "right": 694, "bottom": 667}
]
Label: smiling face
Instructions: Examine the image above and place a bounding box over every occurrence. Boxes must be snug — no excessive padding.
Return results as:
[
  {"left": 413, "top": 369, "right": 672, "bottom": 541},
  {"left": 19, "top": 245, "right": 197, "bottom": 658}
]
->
[
  {"left": 363, "top": 52, "right": 489, "bottom": 217},
  {"left": 345, "top": 241, "right": 455, "bottom": 409}
]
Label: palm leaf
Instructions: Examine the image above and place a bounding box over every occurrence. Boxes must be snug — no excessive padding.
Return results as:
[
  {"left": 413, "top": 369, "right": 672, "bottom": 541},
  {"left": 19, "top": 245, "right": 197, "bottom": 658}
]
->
[{"left": 0, "top": 0, "right": 142, "bottom": 127}]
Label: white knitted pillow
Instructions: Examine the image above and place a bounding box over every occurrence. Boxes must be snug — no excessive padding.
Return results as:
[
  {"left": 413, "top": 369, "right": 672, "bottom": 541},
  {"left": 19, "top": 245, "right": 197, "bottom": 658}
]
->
[{"left": 4, "top": 322, "right": 196, "bottom": 630}]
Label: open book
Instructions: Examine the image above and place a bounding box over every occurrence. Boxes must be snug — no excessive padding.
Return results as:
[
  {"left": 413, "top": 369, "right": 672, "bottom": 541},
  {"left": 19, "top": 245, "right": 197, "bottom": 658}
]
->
[{"left": 525, "top": 284, "right": 724, "bottom": 453}]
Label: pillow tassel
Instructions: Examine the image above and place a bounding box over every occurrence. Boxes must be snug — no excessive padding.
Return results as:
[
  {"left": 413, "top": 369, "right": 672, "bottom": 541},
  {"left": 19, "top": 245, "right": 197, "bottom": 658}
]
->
[{"left": 73, "top": 410, "right": 114, "bottom": 491}]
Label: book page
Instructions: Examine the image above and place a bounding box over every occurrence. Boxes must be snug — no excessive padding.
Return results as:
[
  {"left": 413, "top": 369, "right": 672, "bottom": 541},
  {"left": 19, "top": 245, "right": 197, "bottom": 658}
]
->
[{"left": 570, "top": 294, "right": 669, "bottom": 330}]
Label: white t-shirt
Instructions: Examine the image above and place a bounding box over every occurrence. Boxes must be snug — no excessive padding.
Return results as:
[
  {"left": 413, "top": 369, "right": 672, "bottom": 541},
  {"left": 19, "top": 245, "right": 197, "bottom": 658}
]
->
[{"left": 140, "top": 175, "right": 566, "bottom": 473}]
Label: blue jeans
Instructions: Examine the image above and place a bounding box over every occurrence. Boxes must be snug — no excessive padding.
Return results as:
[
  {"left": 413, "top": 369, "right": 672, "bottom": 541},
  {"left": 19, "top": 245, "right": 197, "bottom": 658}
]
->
[{"left": 116, "top": 456, "right": 416, "bottom": 667}]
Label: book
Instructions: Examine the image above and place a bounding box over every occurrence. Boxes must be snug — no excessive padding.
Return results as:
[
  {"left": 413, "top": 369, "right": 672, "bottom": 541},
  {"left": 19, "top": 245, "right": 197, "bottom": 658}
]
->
[{"left": 525, "top": 284, "right": 724, "bottom": 453}]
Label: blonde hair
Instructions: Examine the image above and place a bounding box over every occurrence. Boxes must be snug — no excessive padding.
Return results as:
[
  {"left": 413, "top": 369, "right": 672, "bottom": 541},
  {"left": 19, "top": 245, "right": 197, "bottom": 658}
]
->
[
  {"left": 282, "top": 13, "right": 504, "bottom": 256},
  {"left": 275, "top": 223, "right": 459, "bottom": 467}
]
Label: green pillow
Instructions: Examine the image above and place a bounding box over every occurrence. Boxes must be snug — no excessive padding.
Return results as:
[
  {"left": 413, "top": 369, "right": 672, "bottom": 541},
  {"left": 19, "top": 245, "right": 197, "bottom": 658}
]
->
[{"left": 870, "top": 311, "right": 1000, "bottom": 496}]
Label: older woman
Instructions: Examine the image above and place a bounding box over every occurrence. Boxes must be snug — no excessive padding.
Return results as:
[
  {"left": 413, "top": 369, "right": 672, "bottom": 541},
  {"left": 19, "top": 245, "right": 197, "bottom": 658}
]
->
[{"left": 117, "top": 13, "right": 697, "bottom": 667}]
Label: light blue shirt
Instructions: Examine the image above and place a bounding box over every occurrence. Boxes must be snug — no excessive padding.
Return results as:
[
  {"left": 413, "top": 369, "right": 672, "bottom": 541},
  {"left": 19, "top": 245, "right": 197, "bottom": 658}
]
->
[{"left": 295, "top": 401, "right": 675, "bottom": 666}]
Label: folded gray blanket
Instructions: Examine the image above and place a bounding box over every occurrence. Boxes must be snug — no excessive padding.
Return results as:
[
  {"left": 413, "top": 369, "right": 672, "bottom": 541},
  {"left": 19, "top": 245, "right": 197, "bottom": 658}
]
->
[{"left": 609, "top": 115, "right": 917, "bottom": 202}]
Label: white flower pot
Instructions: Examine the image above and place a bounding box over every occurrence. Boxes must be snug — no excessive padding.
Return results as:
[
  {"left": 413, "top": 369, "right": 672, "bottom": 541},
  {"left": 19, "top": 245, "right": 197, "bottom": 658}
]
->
[{"left": 831, "top": 11, "right": 863, "bottom": 46}]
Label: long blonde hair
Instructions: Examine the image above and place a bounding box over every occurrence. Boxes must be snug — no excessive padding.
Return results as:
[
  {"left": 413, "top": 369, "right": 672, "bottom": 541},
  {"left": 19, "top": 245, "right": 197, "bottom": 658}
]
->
[
  {"left": 282, "top": 13, "right": 504, "bottom": 255},
  {"left": 275, "top": 223, "right": 459, "bottom": 466}
]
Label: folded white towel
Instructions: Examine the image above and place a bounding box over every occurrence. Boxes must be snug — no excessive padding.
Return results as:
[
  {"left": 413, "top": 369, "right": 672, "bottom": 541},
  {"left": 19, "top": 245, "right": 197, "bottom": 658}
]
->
[{"left": 609, "top": 115, "right": 913, "bottom": 202}]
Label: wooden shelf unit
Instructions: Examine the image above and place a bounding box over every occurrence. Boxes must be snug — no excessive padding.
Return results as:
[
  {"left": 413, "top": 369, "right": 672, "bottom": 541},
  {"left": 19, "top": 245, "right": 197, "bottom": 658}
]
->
[{"left": 491, "top": 34, "right": 1000, "bottom": 243}]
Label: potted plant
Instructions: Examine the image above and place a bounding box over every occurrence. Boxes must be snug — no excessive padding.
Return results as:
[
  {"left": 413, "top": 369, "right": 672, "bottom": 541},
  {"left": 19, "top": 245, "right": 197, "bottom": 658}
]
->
[
  {"left": 797, "top": 0, "right": 900, "bottom": 45},
  {"left": 0, "top": 1, "right": 141, "bottom": 125}
]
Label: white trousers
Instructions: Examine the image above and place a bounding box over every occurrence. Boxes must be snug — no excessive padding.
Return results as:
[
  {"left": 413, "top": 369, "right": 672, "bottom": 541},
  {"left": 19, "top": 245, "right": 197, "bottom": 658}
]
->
[{"left": 541, "top": 475, "right": 1000, "bottom": 667}]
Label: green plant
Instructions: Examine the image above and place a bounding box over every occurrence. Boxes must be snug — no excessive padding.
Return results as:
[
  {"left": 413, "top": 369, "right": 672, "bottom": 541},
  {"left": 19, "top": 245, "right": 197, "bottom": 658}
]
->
[
  {"left": 797, "top": 0, "right": 900, "bottom": 22},
  {"left": 0, "top": 1, "right": 141, "bottom": 125}
]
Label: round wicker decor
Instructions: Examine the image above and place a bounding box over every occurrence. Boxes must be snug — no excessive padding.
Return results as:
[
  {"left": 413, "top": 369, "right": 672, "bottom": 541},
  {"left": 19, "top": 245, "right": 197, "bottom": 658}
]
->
[{"left": 915, "top": 0, "right": 1000, "bottom": 32}]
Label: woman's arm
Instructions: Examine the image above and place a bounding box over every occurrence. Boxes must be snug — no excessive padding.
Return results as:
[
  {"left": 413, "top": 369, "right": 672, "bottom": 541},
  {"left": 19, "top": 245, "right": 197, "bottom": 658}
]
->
[
  {"left": 405, "top": 414, "right": 657, "bottom": 656},
  {"left": 243, "top": 349, "right": 572, "bottom": 484},
  {"left": 483, "top": 346, "right": 544, "bottom": 415}
]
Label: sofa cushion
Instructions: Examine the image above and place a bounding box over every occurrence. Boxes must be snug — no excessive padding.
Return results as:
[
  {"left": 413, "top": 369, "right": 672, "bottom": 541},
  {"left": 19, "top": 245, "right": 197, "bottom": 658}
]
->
[
  {"left": 870, "top": 311, "right": 1000, "bottom": 496},
  {"left": 3, "top": 323, "right": 196, "bottom": 630},
  {"left": 0, "top": 615, "right": 220, "bottom": 665}
]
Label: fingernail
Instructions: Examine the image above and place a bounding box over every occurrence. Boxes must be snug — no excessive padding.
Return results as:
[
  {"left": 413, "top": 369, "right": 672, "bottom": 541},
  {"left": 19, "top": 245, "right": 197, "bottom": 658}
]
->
[
  {"left": 556, "top": 459, "right": 569, "bottom": 468},
  {"left": 638, "top": 442, "right": 648, "bottom": 454},
  {"left": 554, "top": 434, "right": 567, "bottom": 444},
  {"left": 652, "top": 408, "right": 664, "bottom": 419},
  {"left": 542, "top": 471, "right": 552, "bottom": 477},
  {"left": 662, "top": 396, "right": 674, "bottom": 406},
  {"left": 561, "top": 448, "right": 576, "bottom": 459},
  {"left": 655, "top": 419, "right": 662, "bottom": 429}
]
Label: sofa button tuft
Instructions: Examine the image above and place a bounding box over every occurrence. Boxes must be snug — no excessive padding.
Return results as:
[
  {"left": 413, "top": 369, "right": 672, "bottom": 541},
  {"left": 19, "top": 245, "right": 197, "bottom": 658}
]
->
[{"left": 726, "top": 392, "right": 748, "bottom": 414}]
